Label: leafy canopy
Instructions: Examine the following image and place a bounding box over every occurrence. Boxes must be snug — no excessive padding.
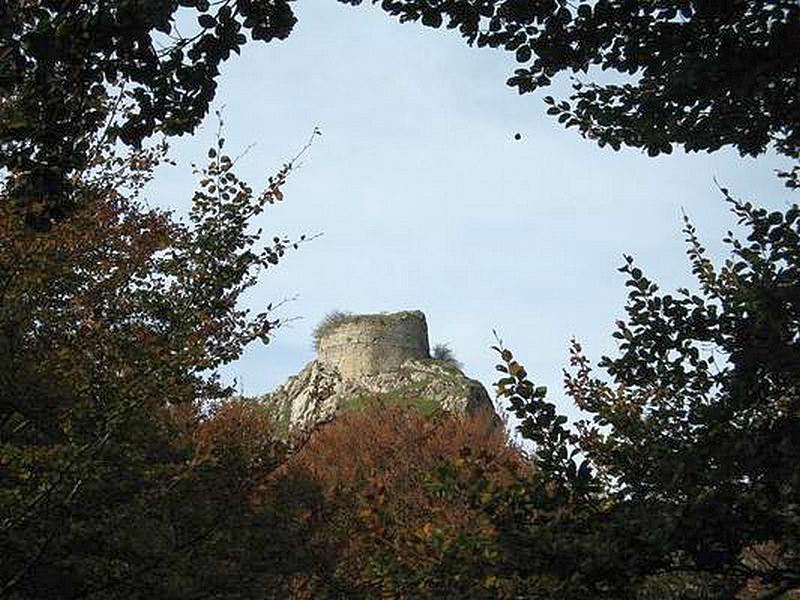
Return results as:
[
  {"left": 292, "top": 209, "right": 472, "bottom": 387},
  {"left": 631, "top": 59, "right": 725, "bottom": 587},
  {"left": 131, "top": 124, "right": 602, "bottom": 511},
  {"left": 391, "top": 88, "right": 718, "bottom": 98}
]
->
[
  {"left": 0, "top": 0, "right": 297, "bottom": 220},
  {"left": 5, "top": 0, "right": 799, "bottom": 225},
  {"left": 0, "top": 117, "right": 313, "bottom": 598},
  {"left": 491, "top": 193, "right": 800, "bottom": 597},
  {"left": 350, "top": 0, "right": 799, "bottom": 163}
]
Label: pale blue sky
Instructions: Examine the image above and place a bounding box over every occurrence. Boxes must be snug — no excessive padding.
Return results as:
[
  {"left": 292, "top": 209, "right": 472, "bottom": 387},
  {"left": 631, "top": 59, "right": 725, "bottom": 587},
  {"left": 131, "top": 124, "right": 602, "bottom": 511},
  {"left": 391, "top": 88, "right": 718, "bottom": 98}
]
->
[{"left": 149, "top": 2, "right": 795, "bottom": 419}]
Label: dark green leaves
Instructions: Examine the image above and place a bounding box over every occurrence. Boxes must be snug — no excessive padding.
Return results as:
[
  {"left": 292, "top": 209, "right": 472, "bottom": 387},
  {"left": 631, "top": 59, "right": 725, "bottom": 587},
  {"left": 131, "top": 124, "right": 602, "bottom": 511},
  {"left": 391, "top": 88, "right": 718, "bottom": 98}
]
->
[
  {"left": 340, "top": 0, "right": 800, "bottom": 165},
  {"left": 489, "top": 192, "right": 800, "bottom": 596},
  {"left": 1, "top": 0, "right": 298, "bottom": 221},
  {"left": 421, "top": 9, "right": 442, "bottom": 28},
  {"left": 198, "top": 13, "right": 216, "bottom": 28},
  {"left": 564, "top": 193, "right": 800, "bottom": 594}
]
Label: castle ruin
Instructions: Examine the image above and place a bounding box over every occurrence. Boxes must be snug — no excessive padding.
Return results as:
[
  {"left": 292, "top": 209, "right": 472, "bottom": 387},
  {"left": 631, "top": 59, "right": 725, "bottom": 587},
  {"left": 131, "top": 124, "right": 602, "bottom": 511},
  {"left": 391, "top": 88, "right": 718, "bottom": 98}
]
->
[
  {"left": 317, "top": 311, "right": 430, "bottom": 378},
  {"left": 260, "top": 310, "right": 495, "bottom": 433}
]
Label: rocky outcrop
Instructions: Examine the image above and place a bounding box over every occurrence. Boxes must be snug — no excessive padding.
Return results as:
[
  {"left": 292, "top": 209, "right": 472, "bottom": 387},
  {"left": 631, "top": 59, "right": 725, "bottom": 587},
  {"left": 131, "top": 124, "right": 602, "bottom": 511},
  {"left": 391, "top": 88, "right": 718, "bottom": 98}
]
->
[{"left": 259, "top": 311, "right": 495, "bottom": 434}]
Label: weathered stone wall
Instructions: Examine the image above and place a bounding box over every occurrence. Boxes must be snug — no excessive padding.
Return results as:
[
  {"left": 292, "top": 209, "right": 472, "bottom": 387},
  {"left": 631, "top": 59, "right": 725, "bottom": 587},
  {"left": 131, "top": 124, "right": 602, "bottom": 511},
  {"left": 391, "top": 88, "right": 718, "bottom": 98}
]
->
[{"left": 317, "top": 311, "right": 430, "bottom": 379}]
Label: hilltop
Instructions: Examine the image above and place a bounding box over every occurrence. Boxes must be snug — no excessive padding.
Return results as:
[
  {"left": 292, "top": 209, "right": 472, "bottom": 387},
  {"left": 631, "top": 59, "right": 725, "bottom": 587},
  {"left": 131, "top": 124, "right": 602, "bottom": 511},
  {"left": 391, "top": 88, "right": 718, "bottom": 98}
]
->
[{"left": 258, "top": 310, "right": 495, "bottom": 433}]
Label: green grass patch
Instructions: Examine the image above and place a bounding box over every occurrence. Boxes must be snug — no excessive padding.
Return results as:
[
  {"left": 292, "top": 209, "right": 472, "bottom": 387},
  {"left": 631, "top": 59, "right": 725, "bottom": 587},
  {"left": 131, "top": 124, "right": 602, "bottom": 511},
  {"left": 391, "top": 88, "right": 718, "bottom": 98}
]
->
[{"left": 340, "top": 389, "right": 442, "bottom": 417}]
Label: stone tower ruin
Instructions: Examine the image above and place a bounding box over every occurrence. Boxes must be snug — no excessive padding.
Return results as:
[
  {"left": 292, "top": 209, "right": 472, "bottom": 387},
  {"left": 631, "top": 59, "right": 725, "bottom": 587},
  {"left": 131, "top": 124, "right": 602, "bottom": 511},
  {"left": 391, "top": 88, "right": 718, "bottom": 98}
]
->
[{"left": 317, "top": 311, "right": 430, "bottom": 379}]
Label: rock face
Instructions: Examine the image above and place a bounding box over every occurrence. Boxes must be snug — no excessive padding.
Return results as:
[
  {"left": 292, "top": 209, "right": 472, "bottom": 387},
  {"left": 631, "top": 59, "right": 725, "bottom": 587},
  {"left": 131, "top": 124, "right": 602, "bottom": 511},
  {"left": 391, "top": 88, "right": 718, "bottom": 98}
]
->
[{"left": 260, "top": 310, "right": 495, "bottom": 434}]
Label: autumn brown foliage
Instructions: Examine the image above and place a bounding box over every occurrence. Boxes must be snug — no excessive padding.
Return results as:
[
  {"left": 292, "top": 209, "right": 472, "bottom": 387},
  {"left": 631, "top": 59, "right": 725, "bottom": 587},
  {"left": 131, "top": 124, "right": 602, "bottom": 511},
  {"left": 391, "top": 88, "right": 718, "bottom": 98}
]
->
[
  {"left": 0, "top": 118, "right": 310, "bottom": 598},
  {"left": 258, "top": 402, "right": 530, "bottom": 597}
]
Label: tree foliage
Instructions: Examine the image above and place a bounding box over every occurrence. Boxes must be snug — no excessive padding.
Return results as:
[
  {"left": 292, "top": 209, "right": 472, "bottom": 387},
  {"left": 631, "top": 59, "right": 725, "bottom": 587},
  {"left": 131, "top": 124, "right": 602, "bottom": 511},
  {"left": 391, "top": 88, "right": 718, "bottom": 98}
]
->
[
  {"left": 5, "top": 0, "right": 798, "bottom": 225},
  {"left": 490, "top": 193, "right": 800, "bottom": 598},
  {"left": 0, "top": 122, "right": 310, "bottom": 598},
  {"left": 349, "top": 0, "right": 799, "bottom": 165},
  {"left": 571, "top": 193, "right": 800, "bottom": 595},
  {"left": 3, "top": 2, "right": 800, "bottom": 598},
  {"left": 0, "top": 0, "right": 297, "bottom": 219},
  {"left": 262, "top": 403, "right": 527, "bottom": 598}
]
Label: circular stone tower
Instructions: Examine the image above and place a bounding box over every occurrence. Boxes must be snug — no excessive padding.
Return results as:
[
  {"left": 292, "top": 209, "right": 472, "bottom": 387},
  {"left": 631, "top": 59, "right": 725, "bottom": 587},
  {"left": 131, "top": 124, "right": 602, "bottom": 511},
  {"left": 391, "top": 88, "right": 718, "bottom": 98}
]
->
[{"left": 317, "top": 310, "right": 430, "bottom": 379}]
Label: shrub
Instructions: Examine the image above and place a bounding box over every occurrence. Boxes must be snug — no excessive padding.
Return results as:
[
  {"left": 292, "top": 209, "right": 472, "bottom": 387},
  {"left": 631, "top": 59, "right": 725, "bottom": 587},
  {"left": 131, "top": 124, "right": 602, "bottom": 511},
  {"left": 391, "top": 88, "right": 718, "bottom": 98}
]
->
[
  {"left": 431, "top": 342, "right": 462, "bottom": 369},
  {"left": 311, "top": 310, "right": 353, "bottom": 350}
]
